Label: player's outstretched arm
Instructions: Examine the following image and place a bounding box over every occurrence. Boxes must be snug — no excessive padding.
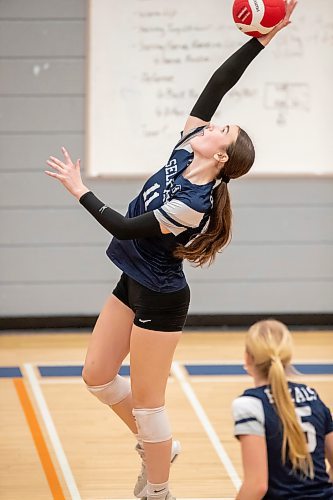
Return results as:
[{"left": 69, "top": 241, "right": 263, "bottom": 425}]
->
[
  {"left": 183, "top": 37, "right": 264, "bottom": 134},
  {"left": 78, "top": 191, "right": 162, "bottom": 239},
  {"left": 183, "top": 0, "right": 297, "bottom": 135},
  {"left": 45, "top": 148, "right": 162, "bottom": 239}
]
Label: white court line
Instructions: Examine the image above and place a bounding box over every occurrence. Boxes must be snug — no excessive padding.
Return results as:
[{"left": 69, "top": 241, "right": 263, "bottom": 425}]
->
[
  {"left": 24, "top": 363, "right": 81, "bottom": 500},
  {"left": 189, "top": 375, "right": 333, "bottom": 383},
  {"left": 171, "top": 361, "right": 241, "bottom": 491}
]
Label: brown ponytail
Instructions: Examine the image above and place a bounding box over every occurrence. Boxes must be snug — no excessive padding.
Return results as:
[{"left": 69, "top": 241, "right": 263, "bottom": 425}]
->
[
  {"left": 174, "top": 128, "right": 255, "bottom": 266},
  {"left": 246, "top": 320, "right": 314, "bottom": 478}
]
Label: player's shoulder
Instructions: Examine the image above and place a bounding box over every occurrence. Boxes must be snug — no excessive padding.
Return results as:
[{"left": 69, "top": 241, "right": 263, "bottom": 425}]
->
[
  {"left": 232, "top": 385, "right": 278, "bottom": 418},
  {"left": 232, "top": 389, "right": 265, "bottom": 421},
  {"left": 242, "top": 385, "right": 269, "bottom": 401},
  {"left": 175, "top": 176, "right": 214, "bottom": 211},
  {"left": 232, "top": 390, "right": 266, "bottom": 436}
]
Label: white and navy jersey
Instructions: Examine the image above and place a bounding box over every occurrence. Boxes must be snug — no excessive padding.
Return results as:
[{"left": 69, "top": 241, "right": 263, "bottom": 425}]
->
[
  {"left": 232, "top": 382, "right": 333, "bottom": 499},
  {"left": 106, "top": 126, "right": 214, "bottom": 292}
]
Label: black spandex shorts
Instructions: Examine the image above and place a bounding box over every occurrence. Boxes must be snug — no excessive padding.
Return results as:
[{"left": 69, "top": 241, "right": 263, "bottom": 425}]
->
[{"left": 112, "top": 273, "right": 190, "bottom": 332}]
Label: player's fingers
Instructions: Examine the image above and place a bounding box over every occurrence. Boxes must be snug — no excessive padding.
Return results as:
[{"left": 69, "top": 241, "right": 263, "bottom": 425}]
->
[
  {"left": 48, "top": 156, "right": 66, "bottom": 170},
  {"left": 61, "top": 146, "right": 74, "bottom": 166},
  {"left": 286, "top": 0, "right": 297, "bottom": 19},
  {"left": 289, "top": 0, "right": 297, "bottom": 16},
  {"left": 44, "top": 170, "right": 64, "bottom": 180},
  {"left": 284, "top": 1, "right": 290, "bottom": 17},
  {"left": 46, "top": 159, "right": 65, "bottom": 172}
]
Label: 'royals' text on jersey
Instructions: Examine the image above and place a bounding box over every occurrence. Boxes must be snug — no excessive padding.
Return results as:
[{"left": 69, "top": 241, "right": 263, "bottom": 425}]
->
[
  {"left": 232, "top": 382, "right": 333, "bottom": 499},
  {"left": 107, "top": 127, "right": 214, "bottom": 292}
]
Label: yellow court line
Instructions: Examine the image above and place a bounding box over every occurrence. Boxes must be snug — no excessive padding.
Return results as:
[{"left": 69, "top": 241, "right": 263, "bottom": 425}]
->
[{"left": 13, "top": 378, "right": 66, "bottom": 500}]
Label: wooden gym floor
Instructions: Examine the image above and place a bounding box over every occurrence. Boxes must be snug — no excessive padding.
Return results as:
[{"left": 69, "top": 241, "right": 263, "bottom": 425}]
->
[{"left": 0, "top": 329, "right": 332, "bottom": 500}]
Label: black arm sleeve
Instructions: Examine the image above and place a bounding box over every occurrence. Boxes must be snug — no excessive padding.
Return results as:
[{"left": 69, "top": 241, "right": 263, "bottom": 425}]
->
[
  {"left": 190, "top": 37, "right": 264, "bottom": 122},
  {"left": 79, "top": 191, "right": 162, "bottom": 240}
]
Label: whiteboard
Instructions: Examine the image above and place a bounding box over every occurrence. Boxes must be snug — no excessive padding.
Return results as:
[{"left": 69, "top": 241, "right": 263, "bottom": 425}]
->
[{"left": 87, "top": 0, "right": 333, "bottom": 177}]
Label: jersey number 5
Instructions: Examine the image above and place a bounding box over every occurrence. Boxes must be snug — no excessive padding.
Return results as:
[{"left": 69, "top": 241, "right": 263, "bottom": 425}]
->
[{"left": 295, "top": 405, "right": 317, "bottom": 453}]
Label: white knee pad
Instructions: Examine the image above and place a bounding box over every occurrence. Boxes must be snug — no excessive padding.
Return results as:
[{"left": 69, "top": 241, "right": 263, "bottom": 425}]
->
[
  {"left": 86, "top": 375, "right": 131, "bottom": 406},
  {"left": 133, "top": 406, "right": 172, "bottom": 443}
]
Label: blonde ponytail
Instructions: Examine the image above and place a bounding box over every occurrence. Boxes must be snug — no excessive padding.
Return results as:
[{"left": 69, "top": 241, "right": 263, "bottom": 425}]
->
[
  {"left": 246, "top": 320, "right": 314, "bottom": 478},
  {"left": 268, "top": 353, "right": 314, "bottom": 478}
]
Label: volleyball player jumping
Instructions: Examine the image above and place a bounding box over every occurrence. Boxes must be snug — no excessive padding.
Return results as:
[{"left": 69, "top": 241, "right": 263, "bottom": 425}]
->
[
  {"left": 45, "top": 2, "right": 297, "bottom": 499},
  {"left": 233, "top": 319, "right": 333, "bottom": 499}
]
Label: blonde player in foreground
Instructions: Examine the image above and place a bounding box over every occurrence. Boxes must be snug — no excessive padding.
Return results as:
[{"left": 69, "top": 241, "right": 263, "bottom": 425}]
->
[{"left": 232, "top": 320, "right": 333, "bottom": 499}]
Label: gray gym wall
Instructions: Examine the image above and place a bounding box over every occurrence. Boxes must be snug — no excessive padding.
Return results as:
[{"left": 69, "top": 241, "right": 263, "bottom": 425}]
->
[{"left": 0, "top": 0, "right": 332, "bottom": 324}]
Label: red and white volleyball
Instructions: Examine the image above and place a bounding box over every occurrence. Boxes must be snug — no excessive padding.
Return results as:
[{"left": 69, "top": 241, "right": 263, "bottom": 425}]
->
[{"left": 232, "top": 0, "right": 286, "bottom": 38}]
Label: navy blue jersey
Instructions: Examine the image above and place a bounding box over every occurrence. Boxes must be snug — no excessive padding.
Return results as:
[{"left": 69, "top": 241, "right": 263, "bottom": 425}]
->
[
  {"left": 232, "top": 382, "right": 333, "bottom": 499},
  {"left": 107, "top": 126, "right": 215, "bottom": 292}
]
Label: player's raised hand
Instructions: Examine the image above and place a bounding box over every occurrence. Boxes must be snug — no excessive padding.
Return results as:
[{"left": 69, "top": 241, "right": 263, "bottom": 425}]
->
[
  {"left": 274, "top": 0, "right": 297, "bottom": 30},
  {"left": 45, "top": 147, "right": 89, "bottom": 200},
  {"left": 258, "top": 0, "right": 298, "bottom": 46}
]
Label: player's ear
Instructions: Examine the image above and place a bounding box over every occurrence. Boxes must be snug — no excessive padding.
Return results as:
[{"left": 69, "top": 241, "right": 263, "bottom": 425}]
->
[
  {"left": 244, "top": 350, "right": 254, "bottom": 374},
  {"left": 213, "top": 152, "right": 228, "bottom": 164}
]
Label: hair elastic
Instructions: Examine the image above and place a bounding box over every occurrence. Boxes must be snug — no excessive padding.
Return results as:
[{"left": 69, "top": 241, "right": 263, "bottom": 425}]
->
[{"left": 220, "top": 173, "right": 230, "bottom": 184}]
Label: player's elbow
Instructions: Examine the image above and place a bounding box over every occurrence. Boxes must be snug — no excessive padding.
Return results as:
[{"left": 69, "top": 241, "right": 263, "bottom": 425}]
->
[
  {"left": 109, "top": 219, "right": 136, "bottom": 239},
  {"left": 252, "top": 481, "right": 268, "bottom": 499},
  {"left": 256, "top": 482, "right": 268, "bottom": 498},
  {"left": 242, "top": 480, "right": 268, "bottom": 499}
]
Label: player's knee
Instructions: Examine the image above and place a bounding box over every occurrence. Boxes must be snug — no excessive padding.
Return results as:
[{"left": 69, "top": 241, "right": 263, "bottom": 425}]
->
[
  {"left": 81, "top": 363, "right": 101, "bottom": 386},
  {"left": 82, "top": 361, "right": 116, "bottom": 387},
  {"left": 132, "top": 406, "right": 172, "bottom": 443},
  {"left": 85, "top": 374, "right": 131, "bottom": 406}
]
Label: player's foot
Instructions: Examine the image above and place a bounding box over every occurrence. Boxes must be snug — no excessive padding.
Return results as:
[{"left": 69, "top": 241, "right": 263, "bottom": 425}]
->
[{"left": 134, "top": 440, "right": 181, "bottom": 498}]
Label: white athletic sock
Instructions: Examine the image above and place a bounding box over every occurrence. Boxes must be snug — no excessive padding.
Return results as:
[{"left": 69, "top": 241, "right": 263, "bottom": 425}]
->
[{"left": 147, "top": 480, "right": 168, "bottom": 498}]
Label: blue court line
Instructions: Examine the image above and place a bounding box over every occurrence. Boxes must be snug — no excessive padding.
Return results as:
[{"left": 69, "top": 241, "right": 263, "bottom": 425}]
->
[
  {"left": 295, "top": 364, "right": 333, "bottom": 375},
  {"left": 1, "top": 364, "right": 332, "bottom": 378},
  {"left": 37, "top": 365, "right": 130, "bottom": 377},
  {"left": 36, "top": 363, "right": 333, "bottom": 377},
  {"left": 185, "top": 364, "right": 333, "bottom": 375},
  {"left": 0, "top": 367, "right": 22, "bottom": 378},
  {"left": 186, "top": 365, "right": 247, "bottom": 376}
]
